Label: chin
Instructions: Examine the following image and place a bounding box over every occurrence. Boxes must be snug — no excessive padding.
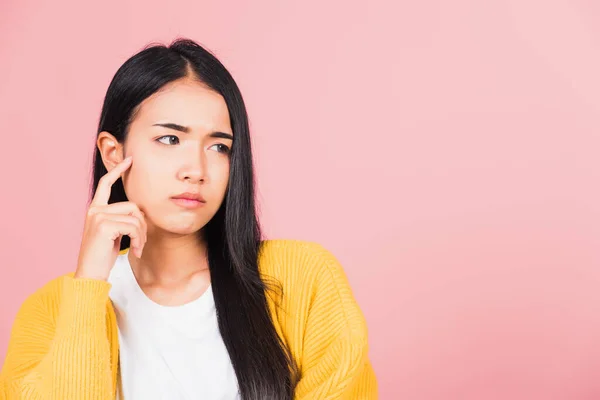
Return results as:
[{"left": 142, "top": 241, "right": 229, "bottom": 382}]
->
[{"left": 156, "top": 214, "right": 208, "bottom": 236}]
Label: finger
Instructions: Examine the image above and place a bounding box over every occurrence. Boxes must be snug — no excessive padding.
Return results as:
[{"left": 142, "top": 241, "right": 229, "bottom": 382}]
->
[
  {"left": 99, "top": 202, "right": 147, "bottom": 242},
  {"left": 109, "top": 213, "right": 146, "bottom": 254},
  {"left": 99, "top": 217, "right": 144, "bottom": 256},
  {"left": 91, "top": 156, "right": 133, "bottom": 206},
  {"left": 103, "top": 221, "right": 144, "bottom": 258}
]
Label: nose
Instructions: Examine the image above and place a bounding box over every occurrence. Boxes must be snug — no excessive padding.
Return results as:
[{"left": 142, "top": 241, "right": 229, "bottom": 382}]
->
[{"left": 176, "top": 150, "right": 206, "bottom": 184}]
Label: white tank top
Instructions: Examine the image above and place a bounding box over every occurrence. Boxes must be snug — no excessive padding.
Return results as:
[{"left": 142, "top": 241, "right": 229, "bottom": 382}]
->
[{"left": 108, "top": 252, "right": 240, "bottom": 400}]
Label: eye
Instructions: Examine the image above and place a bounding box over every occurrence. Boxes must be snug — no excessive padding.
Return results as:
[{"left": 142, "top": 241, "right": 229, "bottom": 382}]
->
[
  {"left": 156, "top": 135, "right": 180, "bottom": 145},
  {"left": 209, "top": 143, "right": 231, "bottom": 154}
]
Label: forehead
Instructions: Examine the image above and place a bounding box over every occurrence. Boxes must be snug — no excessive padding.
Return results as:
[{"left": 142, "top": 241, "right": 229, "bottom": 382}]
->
[{"left": 131, "top": 79, "right": 232, "bottom": 132}]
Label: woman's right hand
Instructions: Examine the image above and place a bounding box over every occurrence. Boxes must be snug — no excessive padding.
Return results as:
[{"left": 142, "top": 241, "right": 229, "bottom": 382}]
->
[{"left": 75, "top": 156, "right": 147, "bottom": 281}]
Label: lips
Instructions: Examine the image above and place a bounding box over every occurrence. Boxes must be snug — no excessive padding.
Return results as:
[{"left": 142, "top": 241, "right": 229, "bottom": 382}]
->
[
  {"left": 170, "top": 192, "right": 207, "bottom": 209},
  {"left": 171, "top": 192, "right": 206, "bottom": 202}
]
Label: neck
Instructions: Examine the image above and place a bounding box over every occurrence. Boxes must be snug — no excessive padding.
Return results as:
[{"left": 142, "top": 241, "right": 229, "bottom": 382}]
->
[{"left": 128, "top": 231, "right": 209, "bottom": 285}]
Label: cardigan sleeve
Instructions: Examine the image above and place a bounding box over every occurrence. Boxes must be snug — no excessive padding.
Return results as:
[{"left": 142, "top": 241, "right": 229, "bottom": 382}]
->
[
  {"left": 0, "top": 276, "right": 114, "bottom": 399},
  {"left": 294, "top": 243, "right": 378, "bottom": 399}
]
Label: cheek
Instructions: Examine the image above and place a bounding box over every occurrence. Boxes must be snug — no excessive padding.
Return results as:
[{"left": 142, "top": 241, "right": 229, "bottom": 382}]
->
[
  {"left": 214, "top": 162, "right": 230, "bottom": 194},
  {"left": 124, "top": 161, "right": 167, "bottom": 203}
]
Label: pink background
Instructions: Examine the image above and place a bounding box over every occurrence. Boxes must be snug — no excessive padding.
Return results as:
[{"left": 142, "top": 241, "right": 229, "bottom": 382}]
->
[{"left": 1, "top": 0, "right": 600, "bottom": 398}]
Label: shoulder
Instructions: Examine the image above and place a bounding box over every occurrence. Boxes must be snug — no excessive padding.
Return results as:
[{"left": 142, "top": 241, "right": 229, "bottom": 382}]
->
[
  {"left": 15, "top": 273, "right": 74, "bottom": 314},
  {"left": 259, "top": 239, "right": 369, "bottom": 348},
  {"left": 258, "top": 239, "right": 347, "bottom": 284},
  {"left": 8, "top": 273, "right": 113, "bottom": 348},
  {"left": 259, "top": 239, "right": 366, "bottom": 328},
  {"left": 23, "top": 273, "right": 73, "bottom": 303},
  {"left": 4, "top": 274, "right": 75, "bottom": 349}
]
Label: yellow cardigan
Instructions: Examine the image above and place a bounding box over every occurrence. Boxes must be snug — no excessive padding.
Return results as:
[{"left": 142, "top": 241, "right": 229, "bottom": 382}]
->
[{"left": 0, "top": 240, "right": 377, "bottom": 399}]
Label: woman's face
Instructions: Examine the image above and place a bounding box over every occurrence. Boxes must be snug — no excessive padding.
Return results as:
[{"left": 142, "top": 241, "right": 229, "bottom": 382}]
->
[{"left": 104, "top": 78, "right": 233, "bottom": 236}]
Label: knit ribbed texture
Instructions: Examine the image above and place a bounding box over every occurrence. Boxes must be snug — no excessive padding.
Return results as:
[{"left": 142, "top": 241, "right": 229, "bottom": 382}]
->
[{"left": 0, "top": 240, "right": 377, "bottom": 399}]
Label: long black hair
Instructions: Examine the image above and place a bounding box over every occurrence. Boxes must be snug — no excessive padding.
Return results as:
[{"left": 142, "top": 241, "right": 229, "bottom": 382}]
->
[{"left": 91, "top": 38, "right": 298, "bottom": 399}]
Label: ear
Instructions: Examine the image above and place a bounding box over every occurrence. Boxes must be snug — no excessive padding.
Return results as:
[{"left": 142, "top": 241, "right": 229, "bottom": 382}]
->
[{"left": 97, "top": 131, "right": 125, "bottom": 172}]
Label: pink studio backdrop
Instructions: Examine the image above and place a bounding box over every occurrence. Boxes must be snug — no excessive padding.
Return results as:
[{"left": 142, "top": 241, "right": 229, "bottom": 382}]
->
[{"left": 1, "top": 0, "right": 600, "bottom": 399}]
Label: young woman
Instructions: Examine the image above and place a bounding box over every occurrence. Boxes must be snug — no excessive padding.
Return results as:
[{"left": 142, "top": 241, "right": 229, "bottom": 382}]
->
[{"left": 0, "top": 38, "right": 377, "bottom": 400}]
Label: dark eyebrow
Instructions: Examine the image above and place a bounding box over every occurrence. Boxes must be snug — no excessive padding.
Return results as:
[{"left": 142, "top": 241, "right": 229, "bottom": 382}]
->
[
  {"left": 211, "top": 132, "right": 234, "bottom": 141},
  {"left": 152, "top": 123, "right": 233, "bottom": 140},
  {"left": 153, "top": 122, "right": 190, "bottom": 133}
]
